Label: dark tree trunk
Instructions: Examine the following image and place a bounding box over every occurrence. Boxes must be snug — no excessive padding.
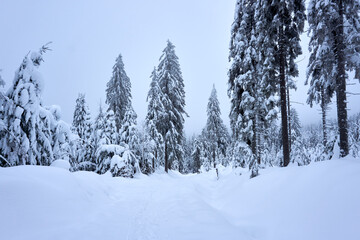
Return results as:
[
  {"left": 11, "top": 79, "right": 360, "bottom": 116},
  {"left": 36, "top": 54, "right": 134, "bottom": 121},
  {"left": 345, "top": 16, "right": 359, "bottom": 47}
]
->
[
  {"left": 256, "top": 121, "right": 262, "bottom": 165},
  {"left": 164, "top": 141, "right": 168, "bottom": 173},
  {"left": 287, "top": 84, "right": 291, "bottom": 152},
  {"left": 213, "top": 149, "right": 216, "bottom": 168},
  {"left": 335, "top": 0, "right": 349, "bottom": 157},
  {"left": 321, "top": 88, "right": 328, "bottom": 147},
  {"left": 279, "top": 27, "right": 290, "bottom": 167},
  {"left": 252, "top": 116, "right": 260, "bottom": 165}
]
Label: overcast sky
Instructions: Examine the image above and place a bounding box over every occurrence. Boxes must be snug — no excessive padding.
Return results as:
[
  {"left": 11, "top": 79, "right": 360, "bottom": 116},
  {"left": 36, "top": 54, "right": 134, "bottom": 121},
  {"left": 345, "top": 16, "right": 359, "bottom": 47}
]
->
[{"left": 1, "top": 0, "right": 360, "bottom": 136}]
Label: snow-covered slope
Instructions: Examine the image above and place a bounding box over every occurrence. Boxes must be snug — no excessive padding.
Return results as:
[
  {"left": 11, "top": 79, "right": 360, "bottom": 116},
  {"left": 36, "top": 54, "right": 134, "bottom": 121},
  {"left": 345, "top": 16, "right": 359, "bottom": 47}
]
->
[{"left": 1, "top": 158, "right": 359, "bottom": 240}]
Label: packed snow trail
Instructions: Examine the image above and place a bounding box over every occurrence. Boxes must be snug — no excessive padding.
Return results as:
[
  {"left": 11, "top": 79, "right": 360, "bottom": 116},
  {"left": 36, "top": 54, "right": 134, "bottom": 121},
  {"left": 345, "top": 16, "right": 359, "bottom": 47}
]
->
[{"left": 1, "top": 158, "right": 360, "bottom": 240}]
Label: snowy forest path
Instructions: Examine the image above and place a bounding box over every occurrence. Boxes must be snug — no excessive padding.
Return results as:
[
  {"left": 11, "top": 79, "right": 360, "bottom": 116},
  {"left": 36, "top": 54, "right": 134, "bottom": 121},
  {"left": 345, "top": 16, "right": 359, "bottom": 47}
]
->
[
  {"left": 120, "top": 170, "right": 256, "bottom": 240},
  {"left": 72, "top": 176, "right": 165, "bottom": 240},
  {"left": 74, "top": 170, "right": 256, "bottom": 240},
  {"left": 189, "top": 169, "right": 263, "bottom": 239},
  {"left": 0, "top": 166, "right": 260, "bottom": 240},
  {"left": 124, "top": 183, "right": 164, "bottom": 240}
]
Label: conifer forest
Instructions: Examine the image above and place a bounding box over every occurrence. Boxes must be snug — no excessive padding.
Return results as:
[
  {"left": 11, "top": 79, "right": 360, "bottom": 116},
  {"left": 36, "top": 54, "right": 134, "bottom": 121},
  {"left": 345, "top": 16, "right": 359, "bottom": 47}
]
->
[{"left": 1, "top": 1, "right": 360, "bottom": 239}]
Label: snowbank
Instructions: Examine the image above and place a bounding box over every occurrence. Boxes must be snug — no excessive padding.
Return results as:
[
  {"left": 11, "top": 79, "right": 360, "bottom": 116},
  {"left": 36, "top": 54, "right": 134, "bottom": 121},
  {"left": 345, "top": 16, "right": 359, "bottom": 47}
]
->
[
  {"left": 50, "top": 159, "right": 71, "bottom": 170},
  {"left": 212, "top": 157, "right": 360, "bottom": 240},
  {"left": 0, "top": 157, "right": 359, "bottom": 240}
]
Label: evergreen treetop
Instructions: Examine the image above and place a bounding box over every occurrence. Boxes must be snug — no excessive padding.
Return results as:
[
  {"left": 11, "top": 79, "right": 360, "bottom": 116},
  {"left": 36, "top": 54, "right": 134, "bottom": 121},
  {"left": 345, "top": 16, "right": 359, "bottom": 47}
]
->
[{"left": 106, "top": 54, "right": 132, "bottom": 131}]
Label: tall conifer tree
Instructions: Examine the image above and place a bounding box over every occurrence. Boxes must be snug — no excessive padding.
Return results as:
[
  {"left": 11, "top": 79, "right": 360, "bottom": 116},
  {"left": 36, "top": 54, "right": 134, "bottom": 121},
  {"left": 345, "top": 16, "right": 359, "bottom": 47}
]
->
[
  {"left": 72, "top": 93, "right": 93, "bottom": 170},
  {"left": 106, "top": 54, "right": 132, "bottom": 132},
  {"left": 145, "top": 68, "right": 165, "bottom": 168},
  {"left": 204, "top": 85, "right": 229, "bottom": 168},
  {"left": 156, "top": 40, "right": 186, "bottom": 172},
  {"left": 1, "top": 45, "right": 54, "bottom": 166},
  {"left": 72, "top": 94, "right": 91, "bottom": 140},
  {"left": 255, "top": 0, "right": 306, "bottom": 166},
  {"left": 229, "top": 0, "right": 278, "bottom": 175},
  {"left": 307, "top": 0, "right": 360, "bottom": 157}
]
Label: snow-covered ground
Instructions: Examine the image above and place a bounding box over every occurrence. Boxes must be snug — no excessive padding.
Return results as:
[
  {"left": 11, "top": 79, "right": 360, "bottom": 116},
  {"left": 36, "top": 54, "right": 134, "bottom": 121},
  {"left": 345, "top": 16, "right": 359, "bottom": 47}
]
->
[{"left": 1, "top": 158, "right": 359, "bottom": 240}]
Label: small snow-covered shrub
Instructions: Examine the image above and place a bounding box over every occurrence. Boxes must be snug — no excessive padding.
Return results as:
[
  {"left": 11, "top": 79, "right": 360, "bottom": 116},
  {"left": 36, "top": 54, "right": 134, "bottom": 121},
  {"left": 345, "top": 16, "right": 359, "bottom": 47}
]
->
[
  {"left": 110, "top": 149, "right": 139, "bottom": 178},
  {"left": 291, "top": 139, "right": 311, "bottom": 166},
  {"left": 96, "top": 144, "right": 140, "bottom": 177},
  {"left": 201, "top": 157, "right": 212, "bottom": 172},
  {"left": 96, "top": 144, "right": 125, "bottom": 174}
]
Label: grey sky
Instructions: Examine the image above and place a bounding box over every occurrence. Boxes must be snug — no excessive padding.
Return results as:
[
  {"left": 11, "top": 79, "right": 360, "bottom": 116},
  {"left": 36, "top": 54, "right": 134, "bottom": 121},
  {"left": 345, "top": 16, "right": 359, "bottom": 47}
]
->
[{"left": 1, "top": 0, "right": 360, "bottom": 136}]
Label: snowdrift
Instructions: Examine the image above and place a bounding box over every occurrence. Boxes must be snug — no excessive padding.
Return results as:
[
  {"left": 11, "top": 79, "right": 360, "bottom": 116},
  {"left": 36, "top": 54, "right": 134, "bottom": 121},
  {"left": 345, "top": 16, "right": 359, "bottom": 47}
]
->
[{"left": 0, "top": 158, "right": 359, "bottom": 240}]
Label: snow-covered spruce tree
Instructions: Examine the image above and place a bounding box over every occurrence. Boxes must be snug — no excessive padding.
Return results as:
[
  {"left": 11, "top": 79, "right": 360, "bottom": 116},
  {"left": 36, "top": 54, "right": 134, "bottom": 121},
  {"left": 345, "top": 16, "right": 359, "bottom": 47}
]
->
[
  {"left": 289, "top": 108, "right": 301, "bottom": 146},
  {"left": 94, "top": 108, "right": 140, "bottom": 178},
  {"left": 301, "top": 121, "right": 332, "bottom": 163},
  {"left": 0, "top": 45, "right": 55, "bottom": 166},
  {"left": 145, "top": 116, "right": 163, "bottom": 170},
  {"left": 72, "top": 93, "right": 91, "bottom": 140},
  {"left": 349, "top": 113, "right": 360, "bottom": 157},
  {"left": 226, "top": 141, "right": 242, "bottom": 168},
  {"left": 204, "top": 85, "right": 229, "bottom": 169},
  {"left": 95, "top": 144, "right": 139, "bottom": 178},
  {"left": 106, "top": 54, "right": 132, "bottom": 133},
  {"left": 99, "top": 106, "right": 140, "bottom": 177},
  {"left": 307, "top": 0, "right": 360, "bottom": 157},
  {"left": 292, "top": 136, "right": 311, "bottom": 166},
  {"left": 110, "top": 149, "right": 139, "bottom": 178},
  {"left": 137, "top": 124, "right": 156, "bottom": 174},
  {"left": 182, "top": 136, "right": 195, "bottom": 173},
  {"left": 228, "top": 0, "right": 255, "bottom": 150},
  {"left": 0, "top": 69, "right": 5, "bottom": 124},
  {"left": 262, "top": 123, "right": 282, "bottom": 167},
  {"left": 93, "top": 103, "right": 106, "bottom": 141},
  {"left": 289, "top": 108, "right": 309, "bottom": 165},
  {"left": 0, "top": 70, "right": 7, "bottom": 166},
  {"left": 104, "top": 109, "right": 117, "bottom": 144},
  {"left": 89, "top": 103, "right": 107, "bottom": 165},
  {"left": 0, "top": 70, "right": 5, "bottom": 121},
  {"left": 228, "top": 0, "right": 276, "bottom": 176},
  {"left": 118, "top": 106, "right": 141, "bottom": 174},
  {"left": 306, "top": 0, "right": 333, "bottom": 149},
  {"left": 191, "top": 138, "right": 203, "bottom": 173},
  {"left": 156, "top": 40, "right": 187, "bottom": 172},
  {"left": 72, "top": 93, "right": 93, "bottom": 170},
  {"left": 198, "top": 130, "right": 212, "bottom": 172},
  {"left": 145, "top": 67, "right": 165, "bottom": 170},
  {"left": 253, "top": 0, "right": 283, "bottom": 166},
  {"left": 255, "top": 0, "right": 305, "bottom": 166},
  {"left": 49, "top": 105, "right": 76, "bottom": 162},
  {"left": 119, "top": 106, "right": 139, "bottom": 152}
]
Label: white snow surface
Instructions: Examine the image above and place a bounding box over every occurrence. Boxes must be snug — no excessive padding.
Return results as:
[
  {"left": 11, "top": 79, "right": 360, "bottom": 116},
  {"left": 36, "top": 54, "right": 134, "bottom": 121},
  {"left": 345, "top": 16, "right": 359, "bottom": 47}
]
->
[
  {"left": 50, "top": 159, "right": 71, "bottom": 170},
  {"left": 1, "top": 157, "right": 359, "bottom": 240}
]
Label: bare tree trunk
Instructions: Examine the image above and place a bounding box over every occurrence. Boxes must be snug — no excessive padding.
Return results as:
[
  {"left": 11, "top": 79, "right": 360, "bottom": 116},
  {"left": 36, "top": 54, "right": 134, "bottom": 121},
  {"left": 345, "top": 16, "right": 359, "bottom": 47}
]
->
[
  {"left": 287, "top": 83, "right": 291, "bottom": 152},
  {"left": 213, "top": 148, "right": 216, "bottom": 168},
  {"left": 321, "top": 88, "right": 328, "bottom": 147},
  {"left": 164, "top": 141, "right": 168, "bottom": 173},
  {"left": 335, "top": 0, "right": 349, "bottom": 157},
  {"left": 250, "top": 117, "right": 259, "bottom": 178},
  {"left": 279, "top": 27, "right": 290, "bottom": 167},
  {"left": 256, "top": 117, "right": 262, "bottom": 165},
  {"left": 251, "top": 116, "right": 257, "bottom": 158}
]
